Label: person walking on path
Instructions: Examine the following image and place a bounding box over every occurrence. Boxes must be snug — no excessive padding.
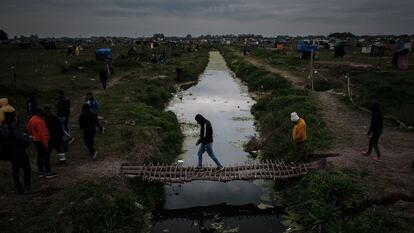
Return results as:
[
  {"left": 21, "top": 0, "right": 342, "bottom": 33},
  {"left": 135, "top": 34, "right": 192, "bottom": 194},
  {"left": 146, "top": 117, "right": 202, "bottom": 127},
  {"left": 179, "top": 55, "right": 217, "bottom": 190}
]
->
[
  {"left": 56, "top": 90, "right": 74, "bottom": 144},
  {"left": 85, "top": 92, "right": 99, "bottom": 115},
  {"left": 361, "top": 103, "right": 384, "bottom": 162},
  {"left": 79, "top": 104, "right": 104, "bottom": 160},
  {"left": 0, "top": 117, "right": 32, "bottom": 194},
  {"left": 291, "top": 112, "right": 307, "bottom": 162},
  {"left": 99, "top": 59, "right": 112, "bottom": 90},
  {"left": 0, "top": 98, "right": 17, "bottom": 126},
  {"left": 44, "top": 106, "right": 67, "bottom": 165},
  {"left": 99, "top": 69, "right": 108, "bottom": 90},
  {"left": 194, "top": 114, "right": 223, "bottom": 170},
  {"left": 27, "top": 108, "right": 57, "bottom": 179}
]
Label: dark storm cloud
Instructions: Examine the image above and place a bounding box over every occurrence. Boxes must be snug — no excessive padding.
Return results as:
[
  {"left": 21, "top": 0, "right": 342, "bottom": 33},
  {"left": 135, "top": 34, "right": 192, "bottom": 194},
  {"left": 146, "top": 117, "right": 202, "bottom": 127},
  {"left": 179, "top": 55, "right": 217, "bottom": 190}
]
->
[{"left": 0, "top": 0, "right": 413, "bottom": 37}]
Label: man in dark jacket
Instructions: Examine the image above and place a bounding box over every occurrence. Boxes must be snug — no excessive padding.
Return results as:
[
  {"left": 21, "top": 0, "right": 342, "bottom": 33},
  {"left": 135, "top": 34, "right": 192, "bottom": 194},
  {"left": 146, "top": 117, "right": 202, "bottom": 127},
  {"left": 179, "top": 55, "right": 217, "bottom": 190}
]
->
[
  {"left": 79, "top": 104, "right": 104, "bottom": 160},
  {"left": 0, "top": 118, "right": 32, "bottom": 194},
  {"left": 56, "top": 90, "right": 74, "bottom": 144},
  {"left": 44, "top": 106, "right": 67, "bottom": 165},
  {"left": 195, "top": 114, "right": 223, "bottom": 170},
  {"left": 361, "top": 103, "right": 384, "bottom": 161}
]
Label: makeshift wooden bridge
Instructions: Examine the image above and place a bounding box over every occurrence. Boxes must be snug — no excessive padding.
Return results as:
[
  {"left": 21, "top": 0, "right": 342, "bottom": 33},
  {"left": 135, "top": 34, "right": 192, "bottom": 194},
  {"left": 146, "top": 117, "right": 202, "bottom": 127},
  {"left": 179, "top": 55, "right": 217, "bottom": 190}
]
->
[{"left": 120, "top": 161, "right": 311, "bottom": 183}]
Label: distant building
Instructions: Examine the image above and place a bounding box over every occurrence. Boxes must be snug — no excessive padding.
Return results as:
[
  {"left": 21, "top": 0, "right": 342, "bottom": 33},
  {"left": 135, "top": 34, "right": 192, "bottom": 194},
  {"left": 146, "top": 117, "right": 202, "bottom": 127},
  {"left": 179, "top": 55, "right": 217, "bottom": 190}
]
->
[{"left": 153, "top": 33, "right": 165, "bottom": 41}]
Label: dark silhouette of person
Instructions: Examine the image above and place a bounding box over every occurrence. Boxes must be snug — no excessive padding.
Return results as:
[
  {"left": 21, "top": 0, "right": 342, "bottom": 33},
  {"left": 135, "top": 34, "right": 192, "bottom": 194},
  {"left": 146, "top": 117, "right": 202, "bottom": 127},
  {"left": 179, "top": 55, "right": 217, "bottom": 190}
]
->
[
  {"left": 362, "top": 103, "right": 383, "bottom": 161},
  {"left": 195, "top": 114, "right": 223, "bottom": 170}
]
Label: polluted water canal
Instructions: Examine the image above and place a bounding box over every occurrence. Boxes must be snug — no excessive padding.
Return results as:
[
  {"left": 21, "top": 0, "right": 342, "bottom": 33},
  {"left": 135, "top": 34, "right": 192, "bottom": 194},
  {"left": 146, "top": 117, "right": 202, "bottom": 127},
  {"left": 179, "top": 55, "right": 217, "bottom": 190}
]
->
[{"left": 150, "top": 51, "right": 285, "bottom": 233}]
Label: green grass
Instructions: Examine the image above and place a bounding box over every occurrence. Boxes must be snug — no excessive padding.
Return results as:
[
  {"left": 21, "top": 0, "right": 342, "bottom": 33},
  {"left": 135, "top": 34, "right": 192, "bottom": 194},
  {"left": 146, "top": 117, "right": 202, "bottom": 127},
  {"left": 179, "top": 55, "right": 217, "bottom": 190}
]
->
[
  {"left": 220, "top": 47, "right": 332, "bottom": 161},
  {"left": 220, "top": 46, "right": 413, "bottom": 233},
  {"left": 282, "top": 171, "right": 413, "bottom": 233},
  {"left": 0, "top": 178, "right": 166, "bottom": 233},
  {"left": 246, "top": 45, "right": 414, "bottom": 126},
  {"left": 0, "top": 45, "right": 209, "bottom": 233}
]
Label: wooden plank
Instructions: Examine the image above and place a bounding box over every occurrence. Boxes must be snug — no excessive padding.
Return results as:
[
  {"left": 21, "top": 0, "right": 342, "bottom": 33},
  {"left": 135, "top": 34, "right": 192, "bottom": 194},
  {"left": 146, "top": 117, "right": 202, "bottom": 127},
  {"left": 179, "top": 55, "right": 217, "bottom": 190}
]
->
[{"left": 121, "top": 161, "right": 311, "bottom": 182}]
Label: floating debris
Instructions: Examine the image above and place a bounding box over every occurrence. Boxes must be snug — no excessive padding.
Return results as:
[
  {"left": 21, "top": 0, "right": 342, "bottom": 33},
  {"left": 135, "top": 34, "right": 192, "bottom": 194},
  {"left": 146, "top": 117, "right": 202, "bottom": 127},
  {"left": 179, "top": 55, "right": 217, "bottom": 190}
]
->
[
  {"left": 231, "top": 116, "right": 254, "bottom": 121},
  {"left": 230, "top": 140, "right": 247, "bottom": 149},
  {"left": 257, "top": 203, "right": 274, "bottom": 210}
]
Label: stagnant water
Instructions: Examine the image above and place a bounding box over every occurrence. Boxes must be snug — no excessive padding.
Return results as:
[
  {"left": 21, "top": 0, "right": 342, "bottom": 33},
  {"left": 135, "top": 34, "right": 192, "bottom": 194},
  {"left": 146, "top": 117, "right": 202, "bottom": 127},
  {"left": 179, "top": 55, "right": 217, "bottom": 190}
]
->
[{"left": 150, "top": 51, "right": 285, "bottom": 233}]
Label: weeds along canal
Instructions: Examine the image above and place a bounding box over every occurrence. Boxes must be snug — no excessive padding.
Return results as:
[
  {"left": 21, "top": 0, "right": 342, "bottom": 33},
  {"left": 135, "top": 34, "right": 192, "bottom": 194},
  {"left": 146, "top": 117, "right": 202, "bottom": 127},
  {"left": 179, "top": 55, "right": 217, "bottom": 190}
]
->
[{"left": 149, "top": 51, "right": 285, "bottom": 233}]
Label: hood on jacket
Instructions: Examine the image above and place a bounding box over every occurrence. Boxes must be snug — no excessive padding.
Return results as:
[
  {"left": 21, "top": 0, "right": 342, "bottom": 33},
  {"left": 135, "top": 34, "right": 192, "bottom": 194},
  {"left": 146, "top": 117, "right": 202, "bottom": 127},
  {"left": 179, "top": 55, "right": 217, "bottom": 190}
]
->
[
  {"left": 0, "top": 98, "right": 9, "bottom": 107},
  {"left": 195, "top": 114, "right": 205, "bottom": 124}
]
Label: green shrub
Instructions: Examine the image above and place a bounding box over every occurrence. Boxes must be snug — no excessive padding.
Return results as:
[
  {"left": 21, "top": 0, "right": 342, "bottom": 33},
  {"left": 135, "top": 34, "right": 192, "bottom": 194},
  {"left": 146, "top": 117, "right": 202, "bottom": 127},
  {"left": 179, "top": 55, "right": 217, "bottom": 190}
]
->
[
  {"left": 220, "top": 47, "right": 332, "bottom": 161},
  {"left": 285, "top": 171, "right": 363, "bottom": 232}
]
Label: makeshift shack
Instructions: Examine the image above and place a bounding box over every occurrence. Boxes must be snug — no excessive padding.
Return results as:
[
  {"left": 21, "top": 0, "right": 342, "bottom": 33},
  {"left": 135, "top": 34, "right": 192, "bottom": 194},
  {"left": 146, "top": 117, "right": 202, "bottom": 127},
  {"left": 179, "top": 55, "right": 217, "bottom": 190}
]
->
[
  {"left": 275, "top": 39, "right": 287, "bottom": 50},
  {"left": 344, "top": 44, "right": 354, "bottom": 56},
  {"left": 334, "top": 41, "right": 346, "bottom": 58},
  {"left": 392, "top": 48, "right": 409, "bottom": 70},
  {"left": 297, "top": 41, "right": 318, "bottom": 59},
  {"left": 18, "top": 42, "right": 32, "bottom": 49},
  {"left": 361, "top": 46, "right": 371, "bottom": 54},
  {"left": 370, "top": 43, "right": 385, "bottom": 57},
  {"left": 401, "top": 42, "right": 412, "bottom": 52},
  {"left": 95, "top": 48, "right": 112, "bottom": 61},
  {"left": 41, "top": 40, "right": 57, "bottom": 49}
]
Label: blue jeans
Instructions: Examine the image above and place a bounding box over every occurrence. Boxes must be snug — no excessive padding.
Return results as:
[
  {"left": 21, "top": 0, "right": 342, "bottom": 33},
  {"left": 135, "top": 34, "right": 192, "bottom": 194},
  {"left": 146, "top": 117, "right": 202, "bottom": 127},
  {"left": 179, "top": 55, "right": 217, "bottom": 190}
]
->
[
  {"left": 58, "top": 117, "right": 70, "bottom": 133},
  {"left": 197, "top": 143, "right": 222, "bottom": 167}
]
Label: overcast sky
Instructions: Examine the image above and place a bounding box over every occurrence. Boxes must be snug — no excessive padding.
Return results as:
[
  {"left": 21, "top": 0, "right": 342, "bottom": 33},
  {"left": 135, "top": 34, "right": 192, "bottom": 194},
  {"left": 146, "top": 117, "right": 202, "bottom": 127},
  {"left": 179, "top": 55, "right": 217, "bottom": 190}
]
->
[{"left": 1, "top": 0, "right": 413, "bottom": 37}]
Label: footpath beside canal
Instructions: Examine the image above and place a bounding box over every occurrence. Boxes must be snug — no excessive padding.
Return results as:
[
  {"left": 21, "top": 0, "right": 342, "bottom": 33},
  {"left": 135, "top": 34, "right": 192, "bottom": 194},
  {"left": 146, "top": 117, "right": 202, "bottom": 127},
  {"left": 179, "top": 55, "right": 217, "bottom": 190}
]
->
[{"left": 220, "top": 47, "right": 414, "bottom": 233}]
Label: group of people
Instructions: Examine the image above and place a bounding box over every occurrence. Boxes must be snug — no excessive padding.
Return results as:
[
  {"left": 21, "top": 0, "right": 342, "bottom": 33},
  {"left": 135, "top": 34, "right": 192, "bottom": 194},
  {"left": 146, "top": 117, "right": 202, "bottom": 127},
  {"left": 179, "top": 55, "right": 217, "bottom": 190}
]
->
[
  {"left": 150, "top": 51, "right": 167, "bottom": 64},
  {"left": 194, "top": 103, "right": 384, "bottom": 170},
  {"left": 290, "top": 103, "right": 384, "bottom": 162},
  {"left": 0, "top": 90, "right": 104, "bottom": 194}
]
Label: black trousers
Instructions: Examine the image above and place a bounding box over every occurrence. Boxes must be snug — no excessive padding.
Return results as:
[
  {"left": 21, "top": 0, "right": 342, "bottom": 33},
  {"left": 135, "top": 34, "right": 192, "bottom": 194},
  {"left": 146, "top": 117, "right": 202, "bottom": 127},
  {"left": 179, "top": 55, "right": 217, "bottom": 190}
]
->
[
  {"left": 11, "top": 155, "right": 31, "bottom": 191},
  {"left": 34, "top": 141, "right": 51, "bottom": 173},
  {"left": 294, "top": 141, "right": 305, "bottom": 161},
  {"left": 368, "top": 131, "right": 382, "bottom": 158},
  {"left": 83, "top": 131, "right": 96, "bottom": 156}
]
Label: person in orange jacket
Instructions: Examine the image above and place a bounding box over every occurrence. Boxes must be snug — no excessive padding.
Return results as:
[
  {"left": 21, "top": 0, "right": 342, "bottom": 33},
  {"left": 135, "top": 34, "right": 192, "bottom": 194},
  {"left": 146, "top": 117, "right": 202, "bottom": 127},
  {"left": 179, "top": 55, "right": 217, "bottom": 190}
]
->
[
  {"left": 27, "top": 107, "right": 57, "bottom": 179},
  {"left": 291, "top": 112, "right": 307, "bottom": 161}
]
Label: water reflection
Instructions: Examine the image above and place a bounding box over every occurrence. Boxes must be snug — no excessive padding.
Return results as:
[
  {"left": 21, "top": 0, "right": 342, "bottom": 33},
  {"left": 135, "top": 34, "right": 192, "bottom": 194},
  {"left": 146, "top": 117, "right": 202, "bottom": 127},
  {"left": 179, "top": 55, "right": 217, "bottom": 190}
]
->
[{"left": 150, "top": 51, "right": 284, "bottom": 233}]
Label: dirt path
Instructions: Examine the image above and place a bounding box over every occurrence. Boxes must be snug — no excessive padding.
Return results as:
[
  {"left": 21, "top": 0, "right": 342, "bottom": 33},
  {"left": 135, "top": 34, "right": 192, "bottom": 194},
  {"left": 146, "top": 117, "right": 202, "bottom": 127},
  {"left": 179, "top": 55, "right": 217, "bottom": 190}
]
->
[
  {"left": 314, "top": 60, "right": 374, "bottom": 69},
  {"left": 48, "top": 71, "right": 132, "bottom": 187},
  {"left": 0, "top": 71, "right": 131, "bottom": 197},
  {"left": 244, "top": 56, "right": 306, "bottom": 90},
  {"left": 241, "top": 54, "right": 414, "bottom": 199}
]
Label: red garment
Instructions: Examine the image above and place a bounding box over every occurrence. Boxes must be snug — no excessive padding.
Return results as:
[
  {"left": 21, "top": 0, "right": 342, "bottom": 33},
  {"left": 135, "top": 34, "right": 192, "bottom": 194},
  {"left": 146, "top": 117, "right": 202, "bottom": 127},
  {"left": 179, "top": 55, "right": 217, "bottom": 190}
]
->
[{"left": 27, "top": 115, "right": 49, "bottom": 149}]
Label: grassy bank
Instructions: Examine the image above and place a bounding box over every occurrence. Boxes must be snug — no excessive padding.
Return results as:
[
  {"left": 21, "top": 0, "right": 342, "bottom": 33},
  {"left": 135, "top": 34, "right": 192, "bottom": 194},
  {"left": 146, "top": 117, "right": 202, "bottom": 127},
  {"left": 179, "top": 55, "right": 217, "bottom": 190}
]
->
[
  {"left": 220, "top": 46, "right": 413, "bottom": 233},
  {"left": 220, "top": 46, "right": 331, "bottom": 161},
  {"left": 248, "top": 46, "right": 414, "bottom": 126},
  {"left": 0, "top": 45, "right": 209, "bottom": 233},
  {"left": 282, "top": 170, "right": 413, "bottom": 233}
]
